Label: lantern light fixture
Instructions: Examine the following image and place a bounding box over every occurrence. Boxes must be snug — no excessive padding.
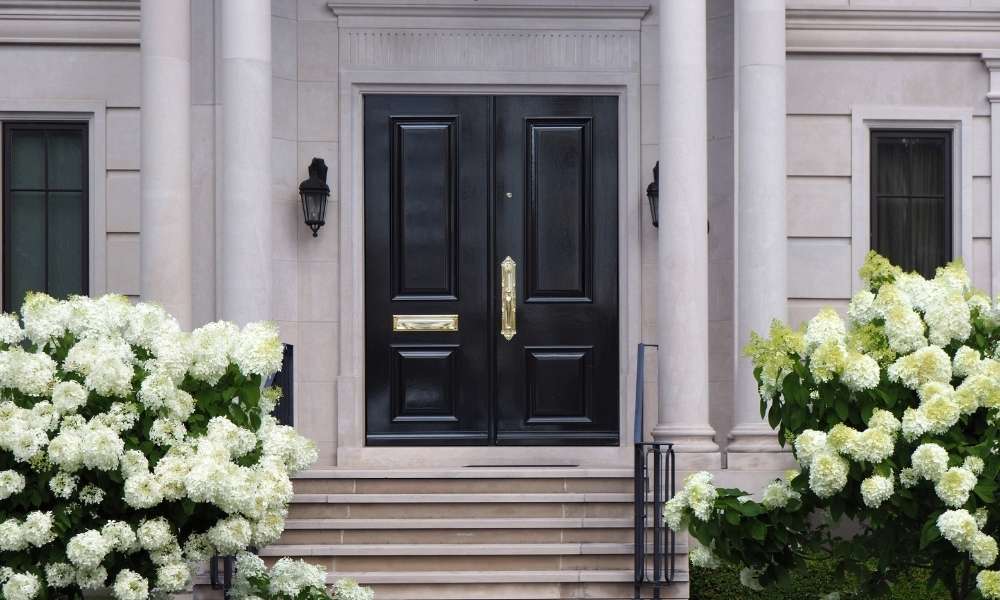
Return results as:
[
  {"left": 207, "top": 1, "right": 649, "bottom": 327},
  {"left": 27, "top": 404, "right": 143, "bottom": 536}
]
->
[
  {"left": 299, "top": 157, "right": 330, "bottom": 237},
  {"left": 646, "top": 161, "right": 659, "bottom": 228}
]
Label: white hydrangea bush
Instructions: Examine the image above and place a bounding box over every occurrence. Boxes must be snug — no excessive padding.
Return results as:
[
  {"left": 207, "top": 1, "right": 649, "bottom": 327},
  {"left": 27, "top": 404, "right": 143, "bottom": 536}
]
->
[
  {"left": 230, "top": 553, "right": 373, "bottom": 600},
  {"left": 667, "top": 253, "right": 1000, "bottom": 600},
  {"left": 0, "top": 293, "right": 319, "bottom": 600}
]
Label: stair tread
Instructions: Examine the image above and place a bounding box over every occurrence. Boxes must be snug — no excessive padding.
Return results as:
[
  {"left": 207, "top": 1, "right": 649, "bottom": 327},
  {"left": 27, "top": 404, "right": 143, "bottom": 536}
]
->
[
  {"left": 285, "top": 517, "right": 637, "bottom": 529},
  {"left": 296, "top": 468, "right": 634, "bottom": 480},
  {"left": 294, "top": 492, "right": 635, "bottom": 503},
  {"left": 261, "top": 542, "right": 678, "bottom": 556},
  {"left": 334, "top": 569, "right": 689, "bottom": 584}
]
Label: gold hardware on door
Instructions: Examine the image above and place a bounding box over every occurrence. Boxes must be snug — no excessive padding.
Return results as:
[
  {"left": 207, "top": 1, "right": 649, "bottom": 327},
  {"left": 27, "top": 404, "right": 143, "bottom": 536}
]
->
[
  {"left": 500, "top": 256, "right": 517, "bottom": 341},
  {"left": 392, "top": 314, "right": 459, "bottom": 332}
]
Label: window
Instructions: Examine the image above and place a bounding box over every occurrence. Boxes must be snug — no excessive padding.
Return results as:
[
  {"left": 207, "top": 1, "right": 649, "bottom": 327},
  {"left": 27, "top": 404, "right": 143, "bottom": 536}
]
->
[
  {"left": 2, "top": 122, "right": 88, "bottom": 313},
  {"left": 870, "top": 129, "right": 952, "bottom": 279}
]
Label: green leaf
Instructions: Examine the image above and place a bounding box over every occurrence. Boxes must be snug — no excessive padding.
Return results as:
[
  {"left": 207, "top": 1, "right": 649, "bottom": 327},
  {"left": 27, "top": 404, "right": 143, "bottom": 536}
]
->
[
  {"left": 919, "top": 518, "right": 940, "bottom": 550},
  {"left": 834, "top": 396, "right": 849, "bottom": 421},
  {"left": 975, "top": 479, "right": 997, "bottom": 503},
  {"left": 748, "top": 520, "right": 767, "bottom": 541}
]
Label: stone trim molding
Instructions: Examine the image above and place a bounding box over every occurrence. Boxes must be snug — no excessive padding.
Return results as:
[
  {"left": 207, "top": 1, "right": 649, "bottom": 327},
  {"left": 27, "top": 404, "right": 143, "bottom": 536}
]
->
[
  {"left": 328, "top": 0, "right": 649, "bottom": 24},
  {"left": 982, "top": 53, "right": 1000, "bottom": 294},
  {"left": 0, "top": 0, "right": 139, "bottom": 45},
  {"left": 849, "top": 105, "right": 975, "bottom": 294},
  {"left": 787, "top": 9, "right": 1000, "bottom": 55}
]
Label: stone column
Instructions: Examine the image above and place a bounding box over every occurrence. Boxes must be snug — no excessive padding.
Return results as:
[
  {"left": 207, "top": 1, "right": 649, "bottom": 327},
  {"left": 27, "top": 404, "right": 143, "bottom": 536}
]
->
[
  {"left": 654, "top": 0, "right": 719, "bottom": 462},
  {"left": 728, "top": 0, "right": 789, "bottom": 464},
  {"left": 140, "top": 0, "right": 192, "bottom": 328},
  {"left": 220, "top": 0, "right": 272, "bottom": 325}
]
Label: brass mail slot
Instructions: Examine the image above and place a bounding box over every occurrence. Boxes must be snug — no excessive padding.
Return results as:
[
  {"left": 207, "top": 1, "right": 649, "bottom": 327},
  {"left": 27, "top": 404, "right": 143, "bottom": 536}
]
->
[{"left": 392, "top": 314, "right": 459, "bottom": 332}]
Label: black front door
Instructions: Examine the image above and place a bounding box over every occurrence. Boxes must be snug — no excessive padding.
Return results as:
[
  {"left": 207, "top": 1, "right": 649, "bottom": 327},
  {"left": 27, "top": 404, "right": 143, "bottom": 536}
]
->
[{"left": 365, "top": 95, "right": 618, "bottom": 446}]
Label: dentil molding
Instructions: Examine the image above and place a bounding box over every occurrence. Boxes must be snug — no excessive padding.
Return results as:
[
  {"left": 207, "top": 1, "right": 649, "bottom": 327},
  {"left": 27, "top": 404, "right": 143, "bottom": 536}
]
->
[{"left": 0, "top": 0, "right": 138, "bottom": 45}]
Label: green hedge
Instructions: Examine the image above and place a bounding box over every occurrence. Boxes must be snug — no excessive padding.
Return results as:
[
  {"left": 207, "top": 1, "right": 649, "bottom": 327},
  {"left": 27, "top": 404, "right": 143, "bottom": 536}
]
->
[{"left": 691, "top": 563, "right": 949, "bottom": 600}]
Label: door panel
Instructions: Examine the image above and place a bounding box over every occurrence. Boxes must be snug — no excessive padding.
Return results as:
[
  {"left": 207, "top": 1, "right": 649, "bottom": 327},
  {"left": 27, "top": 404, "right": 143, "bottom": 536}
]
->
[
  {"left": 365, "top": 95, "right": 491, "bottom": 445},
  {"left": 494, "top": 96, "right": 619, "bottom": 445},
  {"left": 365, "top": 94, "right": 619, "bottom": 446}
]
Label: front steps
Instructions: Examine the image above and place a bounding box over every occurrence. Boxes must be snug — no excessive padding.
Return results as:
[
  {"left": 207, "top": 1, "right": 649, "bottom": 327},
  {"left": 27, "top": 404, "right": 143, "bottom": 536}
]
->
[{"left": 265, "top": 468, "right": 690, "bottom": 600}]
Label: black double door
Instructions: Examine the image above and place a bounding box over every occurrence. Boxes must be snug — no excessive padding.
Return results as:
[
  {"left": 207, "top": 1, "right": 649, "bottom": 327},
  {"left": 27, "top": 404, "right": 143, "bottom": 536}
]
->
[{"left": 364, "top": 95, "right": 619, "bottom": 446}]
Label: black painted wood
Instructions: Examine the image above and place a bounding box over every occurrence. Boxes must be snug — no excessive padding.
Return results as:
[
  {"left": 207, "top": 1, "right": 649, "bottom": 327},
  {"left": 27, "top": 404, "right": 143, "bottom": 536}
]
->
[
  {"left": 494, "top": 95, "right": 619, "bottom": 445},
  {"left": 364, "top": 95, "right": 619, "bottom": 446},
  {"left": 365, "top": 95, "right": 491, "bottom": 445}
]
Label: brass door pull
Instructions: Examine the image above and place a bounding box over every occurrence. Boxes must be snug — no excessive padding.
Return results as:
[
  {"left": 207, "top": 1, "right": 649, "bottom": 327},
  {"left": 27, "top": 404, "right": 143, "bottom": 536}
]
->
[{"left": 500, "top": 256, "right": 516, "bottom": 340}]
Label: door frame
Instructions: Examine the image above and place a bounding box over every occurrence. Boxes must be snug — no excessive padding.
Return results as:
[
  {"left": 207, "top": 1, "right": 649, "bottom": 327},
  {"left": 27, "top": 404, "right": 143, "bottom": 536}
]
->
[{"left": 331, "top": 11, "right": 647, "bottom": 466}]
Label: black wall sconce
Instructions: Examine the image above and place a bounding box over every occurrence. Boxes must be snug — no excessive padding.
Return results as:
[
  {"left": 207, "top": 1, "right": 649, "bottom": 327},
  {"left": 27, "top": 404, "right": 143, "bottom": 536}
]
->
[
  {"left": 646, "top": 161, "right": 659, "bottom": 228},
  {"left": 299, "top": 158, "right": 330, "bottom": 237}
]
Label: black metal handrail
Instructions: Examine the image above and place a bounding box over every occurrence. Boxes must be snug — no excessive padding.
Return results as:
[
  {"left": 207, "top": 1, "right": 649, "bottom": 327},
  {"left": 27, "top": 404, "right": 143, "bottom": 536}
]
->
[{"left": 634, "top": 343, "right": 676, "bottom": 600}]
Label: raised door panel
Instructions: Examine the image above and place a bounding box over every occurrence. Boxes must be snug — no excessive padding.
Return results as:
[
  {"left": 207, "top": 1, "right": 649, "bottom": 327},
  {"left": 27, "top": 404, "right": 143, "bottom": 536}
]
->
[
  {"left": 364, "top": 95, "right": 490, "bottom": 445},
  {"left": 494, "top": 95, "right": 619, "bottom": 446}
]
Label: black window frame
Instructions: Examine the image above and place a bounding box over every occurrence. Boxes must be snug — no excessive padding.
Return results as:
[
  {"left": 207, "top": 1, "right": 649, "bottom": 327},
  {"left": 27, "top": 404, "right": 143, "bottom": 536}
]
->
[
  {"left": 870, "top": 128, "right": 953, "bottom": 277},
  {"left": 2, "top": 121, "right": 90, "bottom": 312}
]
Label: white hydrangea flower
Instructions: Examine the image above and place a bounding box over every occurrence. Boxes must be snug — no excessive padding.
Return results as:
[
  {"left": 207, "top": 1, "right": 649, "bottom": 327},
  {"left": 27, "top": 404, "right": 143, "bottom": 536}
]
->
[
  {"left": 899, "top": 467, "right": 919, "bottom": 488},
  {"left": 182, "top": 532, "right": 215, "bottom": 562},
  {"left": 935, "top": 467, "right": 977, "bottom": 508},
  {"left": 794, "top": 431, "right": 829, "bottom": 465},
  {"left": 888, "top": 345, "right": 951, "bottom": 391},
  {"left": 808, "top": 452, "right": 849, "bottom": 498},
  {"left": 954, "top": 346, "right": 983, "bottom": 378},
  {"left": 979, "top": 570, "right": 1000, "bottom": 599},
  {"left": 978, "top": 508, "right": 990, "bottom": 529},
  {"left": 102, "top": 521, "right": 137, "bottom": 553},
  {"left": 682, "top": 472, "right": 718, "bottom": 522},
  {"left": 120, "top": 449, "right": 149, "bottom": 479},
  {"left": 75, "top": 566, "right": 108, "bottom": 590},
  {"left": 0, "top": 470, "right": 25, "bottom": 499},
  {"left": 79, "top": 484, "right": 105, "bottom": 505},
  {"left": 901, "top": 407, "right": 931, "bottom": 442},
  {"left": 912, "top": 443, "right": 950, "bottom": 482},
  {"left": 2, "top": 573, "right": 40, "bottom": 600},
  {"left": 805, "top": 309, "right": 847, "bottom": 354},
  {"left": 21, "top": 511, "right": 54, "bottom": 547},
  {"left": 939, "top": 509, "right": 979, "bottom": 551},
  {"left": 269, "top": 558, "right": 326, "bottom": 598},
  {"left": 48, "top": 472, "right": 77, "bottom": 498},
  {"left": 20, "top": 292, "right": 68, "bottom": 346},
  {"left": 81, "top": 424, "right": 125, "bottom": 471},
  {"left": 44, "top": 563, "right": 75, "bottom": 588},
  {"left": 113, "top": 570, "right": 149, "bottom": 600},
  {"left": 0, "top": 314, "right": 24, "bottom": 346},
  {"left": 868, "top": 409, "right": 901, "bottom": 435},
  {"left": 333, "top": 579, "right": 375, "bottom": 600},
  {"left": 67, "top": 530, "right": 111, "bottom": 568},
  {"left": 883, "top": 304, "right": 927, "bottom": 355},
  {"left": 965, "top": 456, "right": 986, "bottom": 476},
  {"left": 231, "top": 322, "right": 284, "bottom": 378},
  {"left": 155, "top": 563, "right": 191, "bottom": 593},
  {"left": 974, "top": 533, "right": 1000, "bottom": 568},
  {"left": 52, "top": 380, "right": 87, "bottom": 414},
  {"left": 137, "top": 518, "right": 174, "bottom": 551},
  {"left": 843, "top": 427, "right": 894, "bottom": 464},
  {"left": 841, "top": 351, "right": 881, "bottom": 391},
  {"left": 924, "top": 288, "right": 972, "bottom": 347},
  {"left": 0, "top": 519, "right": 25, "bottom": 551},
  {"left": 124, "top": 473, "right": 164, "bottom": 509},
  {"left": 761, "top": 479, "right": 800, "bottom": 510},
  {"left": 918, "top": 383, "right": 961, "bottom": 435},
  {"left": 190, "top": 321, "right": 239, "bottom": 384},
  {"left": 149, "top": 417, "right": 187, "bottom": 447},
  {"left": 208, "top": 516, "right": 252, "bottom": 554},
  {"left": 847, "top": 290, "right": 878, "bottom": 325}
]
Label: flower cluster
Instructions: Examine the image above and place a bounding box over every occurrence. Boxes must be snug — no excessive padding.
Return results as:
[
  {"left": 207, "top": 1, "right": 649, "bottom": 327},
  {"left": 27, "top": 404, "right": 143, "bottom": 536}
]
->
[
  {"left": 666, "top": 253, "right": 1000, "bottom": 598},
  {"left": 230, "top": 552, "right": 374, "bottom": 600},
  {"left": 0, "top": 293, "right": 318, "bottom": 600}
]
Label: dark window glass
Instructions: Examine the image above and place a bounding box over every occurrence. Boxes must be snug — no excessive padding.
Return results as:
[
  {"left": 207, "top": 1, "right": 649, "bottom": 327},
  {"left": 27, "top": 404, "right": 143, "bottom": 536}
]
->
[
  {"left": 871, "top": 130, "right": 952, "bottom": 279},
  {"left": 3, "top": 123, "right": 88, "bottom": 313}
]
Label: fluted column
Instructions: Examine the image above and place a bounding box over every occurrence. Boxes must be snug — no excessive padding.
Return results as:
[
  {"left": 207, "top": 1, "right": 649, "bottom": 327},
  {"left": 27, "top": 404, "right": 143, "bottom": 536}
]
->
[
  {"left": 653, "top": 0, "right": 719, "bottom": 459},
  {"left": 221, "top": 0, "right": 272, "bottom": 325},
  {"left": 140, "top": 0, "right": 192, "bottom": 328},
  {"left": 729, "top": 0, "right": 789, "bottom": 461}
]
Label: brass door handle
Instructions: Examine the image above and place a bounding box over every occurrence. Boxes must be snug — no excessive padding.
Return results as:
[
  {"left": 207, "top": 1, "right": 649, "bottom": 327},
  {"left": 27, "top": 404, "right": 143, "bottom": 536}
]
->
[{"left": 500, "top": 256, "right": 516, "bottom": 341}]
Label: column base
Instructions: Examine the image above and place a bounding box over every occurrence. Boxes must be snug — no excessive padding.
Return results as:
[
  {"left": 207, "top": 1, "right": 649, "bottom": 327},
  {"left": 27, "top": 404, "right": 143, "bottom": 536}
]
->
[
  {"left": 727, "top": 422, "right": 794, "bottom": 470},
  {"left": 650, "top": 424, "right": 722, "bottom": 470}
]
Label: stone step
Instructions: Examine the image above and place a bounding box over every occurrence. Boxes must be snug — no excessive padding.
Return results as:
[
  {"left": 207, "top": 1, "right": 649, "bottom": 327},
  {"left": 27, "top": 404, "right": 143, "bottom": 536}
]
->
[{"left": 262, "top": 542, "right": 642, "bottom": 556}]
